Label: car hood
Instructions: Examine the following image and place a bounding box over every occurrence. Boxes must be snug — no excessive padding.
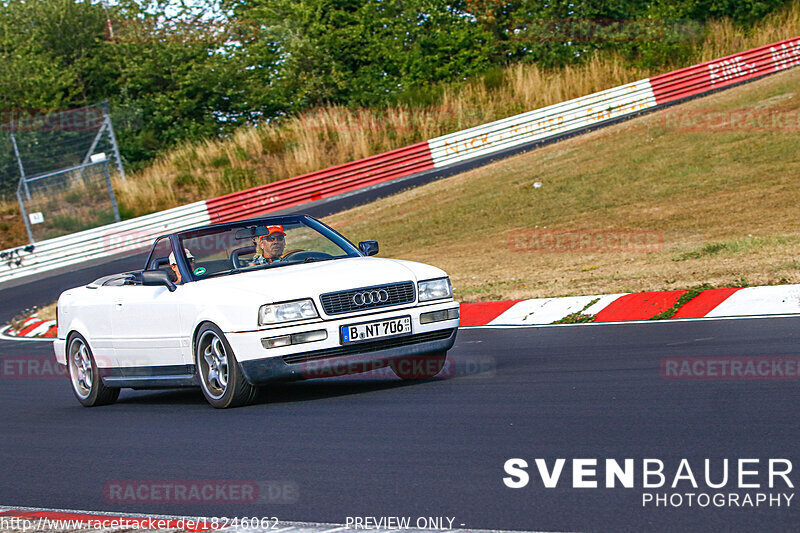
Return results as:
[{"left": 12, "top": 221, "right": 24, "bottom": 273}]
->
[{"left": 185, "top": 256, "right": 447, "bottom": 304}]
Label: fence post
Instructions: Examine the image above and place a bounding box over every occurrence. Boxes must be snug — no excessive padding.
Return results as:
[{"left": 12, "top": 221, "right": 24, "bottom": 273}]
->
[
  {"left": 102, "top": 100, "right": 126, "bottom": 181},
  {"left": 103, "top": 161, "right": 122, "bottom": 223},
  {"left": 10, "top": 120, "right": 31, "bottom": 201},
  {"left": 16, "top": 182, "right": 35, "bottom": 244}
]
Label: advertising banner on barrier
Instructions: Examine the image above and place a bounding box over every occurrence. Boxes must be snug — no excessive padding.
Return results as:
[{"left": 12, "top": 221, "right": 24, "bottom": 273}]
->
[
  {"left": 650, "top": 36, "right": 800, "bottom": 104},
  {"left": 427, "top": 79, "right": 657, "bottom": 167}
]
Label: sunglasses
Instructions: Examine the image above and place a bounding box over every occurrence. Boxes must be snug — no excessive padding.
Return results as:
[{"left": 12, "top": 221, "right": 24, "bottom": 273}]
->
[{"left": 262, "top": 235, "right": 285, "bottom": 242}]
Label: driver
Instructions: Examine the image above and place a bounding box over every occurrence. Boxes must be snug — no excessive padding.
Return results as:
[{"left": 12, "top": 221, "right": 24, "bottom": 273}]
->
[
  {"left": 168, "top": 248, "right": 195, "bottom": 283},
  {"left": 250, "top": 225, "right": 286, "bottom": 265}
]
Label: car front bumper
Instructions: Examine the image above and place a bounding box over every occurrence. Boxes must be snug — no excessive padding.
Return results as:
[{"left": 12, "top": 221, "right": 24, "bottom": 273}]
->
[{"left": 228, "top": 301, "right": 459, "bottom": 385}]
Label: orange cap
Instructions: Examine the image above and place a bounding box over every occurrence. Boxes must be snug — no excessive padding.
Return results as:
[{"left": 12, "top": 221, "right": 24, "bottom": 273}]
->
[{"left": 257, "top": 225, "right": 285, "bottom": 241}]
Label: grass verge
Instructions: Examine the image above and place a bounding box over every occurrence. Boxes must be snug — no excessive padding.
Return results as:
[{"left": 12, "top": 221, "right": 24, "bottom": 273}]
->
[{"left": 552, "top": 298, "right": 601, "bottom": 324}]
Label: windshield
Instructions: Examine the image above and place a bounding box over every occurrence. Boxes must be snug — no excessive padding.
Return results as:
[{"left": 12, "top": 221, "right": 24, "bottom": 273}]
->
[{"left": 176, "top": 216, "right": 361, "bottom": 281}]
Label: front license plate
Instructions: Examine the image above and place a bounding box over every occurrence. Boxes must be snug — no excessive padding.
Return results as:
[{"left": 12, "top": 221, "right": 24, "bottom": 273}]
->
[{"left": 341, "top": 316, "right": 412, "bottom": 344}]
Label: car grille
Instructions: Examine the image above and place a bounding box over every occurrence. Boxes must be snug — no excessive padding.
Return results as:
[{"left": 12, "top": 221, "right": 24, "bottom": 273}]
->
[
  {"left": 282, "top": 329, "right": 455, "bottom": 365},
  {"left": 319, "top": 281, "right": 415, "bottom": 315}
]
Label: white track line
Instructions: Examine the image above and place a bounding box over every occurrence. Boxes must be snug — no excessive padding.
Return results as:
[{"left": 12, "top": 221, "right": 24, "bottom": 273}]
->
[{"left": 464, "top": 312, "right": 800, "bottom": 329}]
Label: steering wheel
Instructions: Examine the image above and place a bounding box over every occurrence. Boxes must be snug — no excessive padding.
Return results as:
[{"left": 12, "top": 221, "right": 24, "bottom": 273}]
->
[
  {"left": 231, "top": 246, "right": 256, "bottom": 269},
  {"left": 280, "top": 250, "right": 333, "bottom": 262}
]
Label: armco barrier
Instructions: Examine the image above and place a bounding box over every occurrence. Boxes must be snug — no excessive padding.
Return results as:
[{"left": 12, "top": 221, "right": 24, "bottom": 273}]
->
[
  {"left": 651, "top": 37, "right": 800, "bottom": 104},
  {"left": 206, "top": 142, "right": 434, "bottom": 223},
  {"left": 426, "top": 36, "right": 799, "bottom": 168},
  {"left": 0, "top": 201, "right": 209, "bottom": 284},
  {"left": 0, "top": 36, "right": 797, "bottom": 285},
  {"left": 427, "top": 78, "right": 657, "bottom": 167}
]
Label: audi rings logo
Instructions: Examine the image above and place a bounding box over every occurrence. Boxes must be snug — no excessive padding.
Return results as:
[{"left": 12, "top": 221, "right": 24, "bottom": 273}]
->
[{"left": 352, "top": 289, "right": 389, "bottom": 306}]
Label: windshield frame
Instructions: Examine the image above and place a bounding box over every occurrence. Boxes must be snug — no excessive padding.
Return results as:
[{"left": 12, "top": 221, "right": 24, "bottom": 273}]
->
[{"left": 173, "top": 214, "right": 363, "bottom": 283}]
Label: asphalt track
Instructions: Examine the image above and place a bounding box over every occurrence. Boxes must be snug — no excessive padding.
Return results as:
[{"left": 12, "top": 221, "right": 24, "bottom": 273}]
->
[
  {"left": 3, "top": 71, "right": 799, "bottom": 533},
  {"left": 1, "top": 172, "right": 799, "bottom": 532},
  {"left": 2, "top": 316, "right": 799, "bottom": 532}
]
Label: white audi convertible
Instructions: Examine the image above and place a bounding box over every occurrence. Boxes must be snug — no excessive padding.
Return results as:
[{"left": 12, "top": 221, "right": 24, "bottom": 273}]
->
[{"left": 54, "top": 215, "right": 460, "bottom": 408}]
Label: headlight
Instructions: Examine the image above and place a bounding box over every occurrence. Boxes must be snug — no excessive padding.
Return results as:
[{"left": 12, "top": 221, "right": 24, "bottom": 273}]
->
[
  {"left": 418, "top": 278, "right": 452, "bottom": 302},
  {"left": 259, "top": 299, "right": 319, "bottom": 325}
]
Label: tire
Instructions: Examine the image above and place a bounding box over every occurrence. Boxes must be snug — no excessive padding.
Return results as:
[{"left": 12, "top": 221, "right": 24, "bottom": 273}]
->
[
  {"left": 390, "top": 351, "right": 447, "bottom": 380},
  {"left": 196, "top": 323, "right": 256, "bottom": 408},
  {"left": 67, "top": 333, "right": 119, "bottom": 407}
]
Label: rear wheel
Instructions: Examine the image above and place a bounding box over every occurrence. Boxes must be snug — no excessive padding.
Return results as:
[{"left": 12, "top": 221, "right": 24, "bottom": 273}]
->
[
  {"left": 196, "top": 324, "right": 256, "bottom": 408},
  {"left": 67, "top": 333, "right": 119, "bottom": 407},
  {"left": 390, "top": 351, "right": 447, "bottom": 380}
]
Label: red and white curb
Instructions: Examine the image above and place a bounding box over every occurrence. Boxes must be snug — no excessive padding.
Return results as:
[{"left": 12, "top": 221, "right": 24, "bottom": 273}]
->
[
  {"left": 0, "top": 506, "right": 559, "bottom": 533},
  {"left": 459, "top": 285, "right": 800, "bottom": 326},
  {"left": 4, "top": 284, "right": 800, "bottom": 342},
  {"left": 1, "top": 314, "right": 56, "bottom": 340}
]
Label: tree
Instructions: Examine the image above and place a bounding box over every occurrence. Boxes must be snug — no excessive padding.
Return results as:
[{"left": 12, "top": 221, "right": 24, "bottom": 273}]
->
[{"left": 226, "top": 0, "right": 494, "bottom": 110}]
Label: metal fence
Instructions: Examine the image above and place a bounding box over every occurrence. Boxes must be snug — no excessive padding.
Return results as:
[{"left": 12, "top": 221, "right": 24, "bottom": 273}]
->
[
  {"left": 16, "top": 159, "right": 120, "bottom": 243},
  {"left": 1, "top": 100, "right": 127, "bottom": 243},
  {"left": 2, "top": 101, "right": 125, "bottom": 188}
]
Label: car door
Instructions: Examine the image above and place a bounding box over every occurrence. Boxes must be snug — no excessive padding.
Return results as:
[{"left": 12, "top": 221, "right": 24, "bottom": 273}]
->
[
  {"left": 80, "top": 286, "right": 116, "bottom": 369},
  {"left": 109, "top": 236, "right": 185, "bottom": 374},
  {"left": 109, "top": 283, "right": 184, "bottom": 374}
]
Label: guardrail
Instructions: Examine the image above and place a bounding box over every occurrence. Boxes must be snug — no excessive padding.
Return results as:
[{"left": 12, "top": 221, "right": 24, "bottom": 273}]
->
[
  {"left": 0, "top": 201, "right": 209, "bottom": 284},
  {"left": 427, "top": 78, "right": 657, "bottom": 168},
  {"left": 0, "top": 35, "right": 798, "bottom": 285},
  {"left": 206, "top": 142, "right": 434, "bottom": 223}
]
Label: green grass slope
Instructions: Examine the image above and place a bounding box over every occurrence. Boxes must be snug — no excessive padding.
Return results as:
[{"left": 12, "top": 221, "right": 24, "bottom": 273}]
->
[{"left": 325, "top": 67, "right": 800, "bottom": 301}]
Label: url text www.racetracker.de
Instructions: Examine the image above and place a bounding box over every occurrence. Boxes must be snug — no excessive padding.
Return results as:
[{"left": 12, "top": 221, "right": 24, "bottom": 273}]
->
[{"left": 503, "top": 458, "right": 796, "bottom": 509}]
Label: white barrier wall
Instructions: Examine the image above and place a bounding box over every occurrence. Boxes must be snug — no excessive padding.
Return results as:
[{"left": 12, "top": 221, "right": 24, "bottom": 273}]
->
[
  {"left": 0, "top": 201, "right": 209, "bottom": 284},
  {"left": 427, "top": 79, "right": 657, "bottom": 167}
]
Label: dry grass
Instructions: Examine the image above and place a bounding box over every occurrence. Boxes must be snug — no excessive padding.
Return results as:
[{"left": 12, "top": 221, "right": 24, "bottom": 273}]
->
[
  {"left": 1, "top": 2, "right": 798, "bottom": 250},
  {"left": 324, "top": 67, "right": 800, "bottom": 301},
  {"left": 699, "top": 5, "right": 800, "bottom": 62}
]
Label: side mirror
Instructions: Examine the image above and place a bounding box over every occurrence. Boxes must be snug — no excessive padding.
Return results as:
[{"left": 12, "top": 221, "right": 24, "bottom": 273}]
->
[
  {"left": 141, "top": 269, "right": 177, "bottom": 292},
  {"left": 358, "top": 240, "right": 379, "bottom": 256}
]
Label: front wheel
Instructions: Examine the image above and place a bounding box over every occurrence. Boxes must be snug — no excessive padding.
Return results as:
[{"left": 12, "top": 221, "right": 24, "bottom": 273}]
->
[
  {"left": 390, "top": 352, "right": 447, "bottom": 380},
  {"left": 196, "top": 324, "right": 256, "bottom": 408},
  {"left": 67, "top": 333, "right": 119, "bottom": 407}
]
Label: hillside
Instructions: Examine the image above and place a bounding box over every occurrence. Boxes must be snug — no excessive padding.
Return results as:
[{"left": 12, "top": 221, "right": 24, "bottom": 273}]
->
[
  {"left": 1, "top": 3, "right": 798, "bottom": 250},
  {"left": 323, "top": 67, "right": 800, "bottom": 301}
]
